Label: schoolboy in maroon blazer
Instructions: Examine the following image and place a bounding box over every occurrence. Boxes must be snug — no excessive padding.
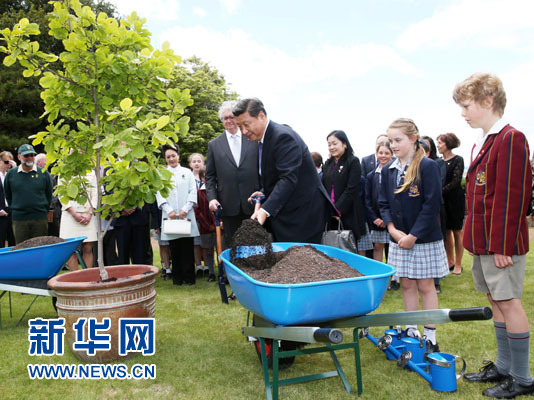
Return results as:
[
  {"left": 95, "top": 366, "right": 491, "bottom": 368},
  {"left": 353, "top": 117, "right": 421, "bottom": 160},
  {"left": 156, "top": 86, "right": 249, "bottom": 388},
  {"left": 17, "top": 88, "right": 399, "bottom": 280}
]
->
[{"left": 454, "top": 73, "right": 533, "bottom": 398}]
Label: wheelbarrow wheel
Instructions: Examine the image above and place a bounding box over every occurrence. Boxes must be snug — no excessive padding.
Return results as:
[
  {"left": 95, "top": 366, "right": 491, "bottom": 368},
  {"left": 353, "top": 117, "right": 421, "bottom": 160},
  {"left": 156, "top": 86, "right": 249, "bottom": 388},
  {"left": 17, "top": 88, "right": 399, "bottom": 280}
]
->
[{"left": 254, "top": 338, "right": 298, "bottom": 370}]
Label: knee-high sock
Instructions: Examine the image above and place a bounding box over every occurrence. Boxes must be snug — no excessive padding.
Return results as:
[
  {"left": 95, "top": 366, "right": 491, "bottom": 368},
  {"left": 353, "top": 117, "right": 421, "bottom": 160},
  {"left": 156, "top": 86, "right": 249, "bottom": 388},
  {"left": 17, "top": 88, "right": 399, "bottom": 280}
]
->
[{"left": 508, "top": 331, "right": 533, "bottom": 386}]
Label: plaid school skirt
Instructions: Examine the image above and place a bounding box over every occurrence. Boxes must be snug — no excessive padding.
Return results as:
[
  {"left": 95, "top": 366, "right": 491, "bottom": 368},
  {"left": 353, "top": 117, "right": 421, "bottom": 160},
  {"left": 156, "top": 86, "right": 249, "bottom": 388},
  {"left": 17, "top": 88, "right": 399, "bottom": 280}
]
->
[
  {"left": 357, "top": 225, "right": 373, "bottom": 251},
  {"left": 370, "top": 229, "right": 389, "bottom": 244},
  {"left": 388, "top": 240, "right": 449, "bottom": 279}
]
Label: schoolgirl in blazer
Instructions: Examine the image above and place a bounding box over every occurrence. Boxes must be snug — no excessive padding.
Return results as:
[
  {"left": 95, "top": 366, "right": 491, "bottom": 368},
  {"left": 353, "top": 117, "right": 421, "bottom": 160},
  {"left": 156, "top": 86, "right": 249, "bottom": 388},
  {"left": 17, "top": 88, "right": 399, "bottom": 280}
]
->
[{"left": 378, "top": 156, "right": 443, "bottom": 244}]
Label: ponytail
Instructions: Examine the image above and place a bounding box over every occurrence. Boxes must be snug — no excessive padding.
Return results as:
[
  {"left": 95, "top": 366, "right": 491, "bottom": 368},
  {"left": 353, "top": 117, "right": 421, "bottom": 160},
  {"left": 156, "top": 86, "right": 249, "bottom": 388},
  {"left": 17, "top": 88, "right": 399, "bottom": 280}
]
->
[{"left": 395, "top": 146, "right": 425, "bottom": 193}]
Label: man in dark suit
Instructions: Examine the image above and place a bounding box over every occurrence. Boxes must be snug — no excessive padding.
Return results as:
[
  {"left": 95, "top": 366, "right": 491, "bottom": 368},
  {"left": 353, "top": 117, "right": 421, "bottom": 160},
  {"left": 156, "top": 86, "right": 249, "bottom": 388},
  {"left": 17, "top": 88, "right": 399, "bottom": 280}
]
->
[
  {"left": 233, "top": 98, "right": 331, "bottom": 243},
  {"left": 361, "top": 134, "right": 389, "bottom": 177},
  {"left": 0, "top": 152, "right": 16, "bottom": 247},
  {"left": 206, "top": 101, "right": 260, "bottom": 247}
]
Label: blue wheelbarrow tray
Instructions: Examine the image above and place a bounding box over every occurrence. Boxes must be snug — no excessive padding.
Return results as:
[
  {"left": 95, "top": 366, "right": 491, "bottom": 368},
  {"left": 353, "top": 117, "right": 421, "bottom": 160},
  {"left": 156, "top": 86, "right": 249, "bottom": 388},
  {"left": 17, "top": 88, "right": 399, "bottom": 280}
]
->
[
  {"left": 0, "top": 237, "right": 87, "bottom": 280},
  {"left": 220, "top": 242, "right": 396, "bottom": 325}
]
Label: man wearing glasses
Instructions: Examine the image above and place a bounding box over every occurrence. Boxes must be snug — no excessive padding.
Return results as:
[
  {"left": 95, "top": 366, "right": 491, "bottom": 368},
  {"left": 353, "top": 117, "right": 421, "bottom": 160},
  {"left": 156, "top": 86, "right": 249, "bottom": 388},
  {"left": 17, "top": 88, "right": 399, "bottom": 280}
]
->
[{"left": 4, "top": 144, "right": 52, "bottom": 244}]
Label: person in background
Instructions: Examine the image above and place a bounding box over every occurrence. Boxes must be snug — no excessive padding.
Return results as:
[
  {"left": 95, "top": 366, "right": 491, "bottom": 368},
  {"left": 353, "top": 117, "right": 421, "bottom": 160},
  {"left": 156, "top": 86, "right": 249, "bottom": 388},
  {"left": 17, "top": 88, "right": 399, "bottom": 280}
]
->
[
  {"left": 379, "top": 118, "right": 448, "bottom": 353},
  {"left": 156, "top": 144, "right": 199, "bottom": 286},
  {"left": 206, "top": 101, "right": 260, "bottom": 248},
  {"left": 59, "top": 170, "right": 98, "bottom": 270},
  {"left": 365, "top": 140, "right": 393, "bottom": 263},
  {"left": 421, "top": 135, "right": 447, "bottom": 294},
  {"left": 322, "top": 130, "right": 367, "bottom": 251},
  {"left": 0, "top": 150, "right": 16, "bottom": 247},
  {"left": 454, "top": 72, "right": 533, "bottom": 398},
  {"left": 4, "top": 144, "right": 52, "bottom": 244},
  {"left": 311, "top": 151, "right": 323, "bottom": 177},
  {"left": 35, "top": 153, "right": 61, "bottom": 237},
  {"left": 436, "top": 133, "right": 465, "bottom": 276},
  {"left": 189, "top": 153, "right": 216, "bottom": 281},
  {"left": 361, "top": 134, "right": 389, "bottom": 178}
]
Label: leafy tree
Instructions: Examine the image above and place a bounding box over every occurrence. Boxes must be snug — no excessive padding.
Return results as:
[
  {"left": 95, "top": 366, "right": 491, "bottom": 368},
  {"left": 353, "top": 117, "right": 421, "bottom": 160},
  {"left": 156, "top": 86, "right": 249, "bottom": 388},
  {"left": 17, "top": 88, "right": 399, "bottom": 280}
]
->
[
  {"left": 0, "top": 0, "right": 117, "bottom": 152},
  {"left": 168, "top": 56, "right": 238, "bottom": 163},
  {"left": 1, "top": 0, "right": 192, "bottom": 278}
]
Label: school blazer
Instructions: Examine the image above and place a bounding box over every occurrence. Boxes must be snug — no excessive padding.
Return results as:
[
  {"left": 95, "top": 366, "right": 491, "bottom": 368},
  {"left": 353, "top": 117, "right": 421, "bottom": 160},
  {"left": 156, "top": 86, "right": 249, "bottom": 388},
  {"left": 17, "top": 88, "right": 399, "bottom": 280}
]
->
[
  {"left": 364, "top": 169, "right": 385, "bottom": 231},
  {"left": 378, "top": 157, "right": 443, "bottom": 243},
  {"left": 464, "top": 125, "right": 531, "bottom": 256}
]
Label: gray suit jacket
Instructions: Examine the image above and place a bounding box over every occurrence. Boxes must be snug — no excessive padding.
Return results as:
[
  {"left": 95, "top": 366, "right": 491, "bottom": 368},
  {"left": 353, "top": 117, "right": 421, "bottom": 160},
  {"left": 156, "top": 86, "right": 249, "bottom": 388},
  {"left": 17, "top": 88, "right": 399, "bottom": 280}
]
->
[{"left": 205, "top": 131, "right": 260, "bottom": 217}]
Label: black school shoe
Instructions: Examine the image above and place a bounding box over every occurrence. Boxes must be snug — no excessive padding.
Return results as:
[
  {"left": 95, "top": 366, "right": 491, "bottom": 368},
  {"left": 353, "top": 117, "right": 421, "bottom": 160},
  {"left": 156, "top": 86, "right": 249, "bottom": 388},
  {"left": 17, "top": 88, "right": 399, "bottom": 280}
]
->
[
  {"left": 425, "top": 340, "right": 440, "bottom": 354},
  {"left": 464, "top": 361, "right": 509, "bottom": 383},
  {"left": 483, "top": 376, "right": 534, "bottom": 398},
  {"left": 388, "top": 280, "right": 400, "bottom": 291}
]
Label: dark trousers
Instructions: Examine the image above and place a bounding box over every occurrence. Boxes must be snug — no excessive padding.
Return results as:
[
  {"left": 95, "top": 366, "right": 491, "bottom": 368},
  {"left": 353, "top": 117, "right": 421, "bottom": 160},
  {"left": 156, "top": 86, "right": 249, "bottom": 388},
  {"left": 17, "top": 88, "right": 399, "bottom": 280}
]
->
[
  {"left": 115, "top": 224, "right": 145, "bottom": 265},
  {"left": 169, "top": 237, "right": 195, "bottom": 285},
  {"left": 221, "top": 213, "right": 250, "bottom": 250},
  {"left": 12, "top": 219, "right": 48, "bottom": 244},
  {"left": 0, "top": 216, "right": 15, "bottom": 248}
]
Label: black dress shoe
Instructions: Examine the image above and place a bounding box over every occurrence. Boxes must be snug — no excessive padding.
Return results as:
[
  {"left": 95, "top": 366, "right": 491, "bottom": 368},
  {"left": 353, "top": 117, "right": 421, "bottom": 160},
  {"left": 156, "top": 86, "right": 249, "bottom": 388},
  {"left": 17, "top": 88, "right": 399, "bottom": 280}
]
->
[
  {"left": 435, "top": 283, "right": 441, "bottom": 294},
  {"left": 483, "top": 376, "right": 534, "bottom": 398},
  {"left": 208, "top": 273, "right": 216, "bottom": 282},
  {"left": 425, "top": 340, "right": 440, "bottom": 354},
  {"left": 388, "top": 281, "right": 400, "bottom": 291},
  {"left": 464, "top": 361, "right": 508, "bottom": 383}
]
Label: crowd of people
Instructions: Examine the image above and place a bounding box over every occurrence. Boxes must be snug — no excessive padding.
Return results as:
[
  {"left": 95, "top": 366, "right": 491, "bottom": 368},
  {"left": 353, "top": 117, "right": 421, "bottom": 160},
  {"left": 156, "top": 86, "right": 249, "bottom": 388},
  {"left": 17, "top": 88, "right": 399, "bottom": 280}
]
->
[{"left": 0, "top": 72, "right": 532, "bottom": 398}]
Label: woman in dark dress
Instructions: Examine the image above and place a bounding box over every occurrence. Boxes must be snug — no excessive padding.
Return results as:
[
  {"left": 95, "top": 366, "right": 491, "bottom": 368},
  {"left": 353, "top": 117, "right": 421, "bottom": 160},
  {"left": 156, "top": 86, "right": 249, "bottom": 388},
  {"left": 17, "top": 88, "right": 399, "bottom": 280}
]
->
[
  {"left": 321, "top": 130, "right": 367, "bottom": 254},
  {"left": 437, "top": 133, "right": 465, "bottom": 275}
]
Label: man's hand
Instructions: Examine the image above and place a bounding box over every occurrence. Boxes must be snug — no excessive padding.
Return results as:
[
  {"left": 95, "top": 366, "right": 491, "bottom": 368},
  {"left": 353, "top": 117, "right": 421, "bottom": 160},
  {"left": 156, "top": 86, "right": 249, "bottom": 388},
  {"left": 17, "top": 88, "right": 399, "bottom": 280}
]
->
[
  {"left": 373, "top": 218, "right": 385, "bottom": 228},
  {"left": 209, "top": 199, "right": 221, "bottom": 212},
  {"left": 248, "top": 191, "right": 264, "bottom": 204},
  {"left": 494, "top": 253, "right": 513, "bottom": 268},
  {"left": 0, "top": 210, "right": 8, "bottom": 217},
  {"left": 251, "top": 208, "right": 268, "bottom": 225}
]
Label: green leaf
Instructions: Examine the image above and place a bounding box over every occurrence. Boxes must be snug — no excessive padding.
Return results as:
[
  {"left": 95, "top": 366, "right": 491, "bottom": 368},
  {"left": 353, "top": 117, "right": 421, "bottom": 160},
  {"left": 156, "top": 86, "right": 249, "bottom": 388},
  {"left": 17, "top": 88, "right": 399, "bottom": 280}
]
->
[
  {"left": 120, "top": 98, "right": 132, "bottom": 111},
  {"left": 131, "top": 144, "right": 145, "bottom": 159},
  {"left": 22, "top": 69, "right": 34, "bottom": 77},
  {"left": 156, "top": 115, "right": 170, "bottom": 130},
  {"left": 67, "top": 183, "right": 79, "bottom": 198},
  {"left": 129, "top": 173, "right": 140, "bottom": 186}
]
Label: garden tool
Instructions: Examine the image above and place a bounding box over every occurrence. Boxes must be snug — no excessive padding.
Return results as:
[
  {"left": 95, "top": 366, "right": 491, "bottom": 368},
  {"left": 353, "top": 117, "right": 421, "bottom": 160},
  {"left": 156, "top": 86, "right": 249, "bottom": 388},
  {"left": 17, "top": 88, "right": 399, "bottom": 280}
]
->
[{"left": 213, "top": 205, "right": 229, "bottom": 304}]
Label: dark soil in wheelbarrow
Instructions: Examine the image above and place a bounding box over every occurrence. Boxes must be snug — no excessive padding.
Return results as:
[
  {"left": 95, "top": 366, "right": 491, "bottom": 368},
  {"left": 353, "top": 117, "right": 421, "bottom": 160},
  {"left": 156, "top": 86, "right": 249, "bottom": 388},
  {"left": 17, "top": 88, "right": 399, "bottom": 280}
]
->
[
  {"left": 231, "top": 220, "right": 363, "bottom": 284},
  {"left": 9, "top": 236, "right": 65, "bottom": 251}
]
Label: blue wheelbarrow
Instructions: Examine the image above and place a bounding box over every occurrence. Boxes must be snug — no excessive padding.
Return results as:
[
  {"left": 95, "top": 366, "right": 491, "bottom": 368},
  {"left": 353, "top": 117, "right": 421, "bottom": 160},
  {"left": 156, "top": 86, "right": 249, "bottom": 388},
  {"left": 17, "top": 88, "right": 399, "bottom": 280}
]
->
[
  {"left": 0, "top": 236, "right": 86, "bottom": 327},
  {"left": 220, "top": 242, "right": 492, "bottom": 400}
]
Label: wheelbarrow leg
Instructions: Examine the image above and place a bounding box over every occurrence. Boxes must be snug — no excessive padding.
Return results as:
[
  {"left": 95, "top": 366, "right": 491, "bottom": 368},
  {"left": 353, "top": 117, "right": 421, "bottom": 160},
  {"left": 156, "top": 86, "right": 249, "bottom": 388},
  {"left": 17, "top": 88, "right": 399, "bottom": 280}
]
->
[
  {"left": 329, "top": 347, "right": 352, "bottom": 394},
  {"left": 259, "top": 337, "right": 274, "bottom": 400},
  {"left": 353, "top": 329, "right": 363, "bottom": 396}
]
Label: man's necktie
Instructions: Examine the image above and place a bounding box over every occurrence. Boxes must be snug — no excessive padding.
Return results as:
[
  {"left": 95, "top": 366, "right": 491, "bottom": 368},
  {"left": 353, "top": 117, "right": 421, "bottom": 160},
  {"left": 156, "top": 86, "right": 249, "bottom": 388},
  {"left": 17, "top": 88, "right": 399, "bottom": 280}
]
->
[{"left": 258, "top": 143, "right": 263, "bottom": 176}]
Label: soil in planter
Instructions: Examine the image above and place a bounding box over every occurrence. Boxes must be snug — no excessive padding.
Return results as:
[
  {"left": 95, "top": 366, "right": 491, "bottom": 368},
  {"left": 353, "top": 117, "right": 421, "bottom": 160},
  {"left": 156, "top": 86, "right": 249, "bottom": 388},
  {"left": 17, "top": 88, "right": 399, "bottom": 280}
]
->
[
  {"left": 230, "top": 221, "right": 363, "bottom": 284},
  {"left": 9, "top": 236, "right": 65, "bottom": 251}
]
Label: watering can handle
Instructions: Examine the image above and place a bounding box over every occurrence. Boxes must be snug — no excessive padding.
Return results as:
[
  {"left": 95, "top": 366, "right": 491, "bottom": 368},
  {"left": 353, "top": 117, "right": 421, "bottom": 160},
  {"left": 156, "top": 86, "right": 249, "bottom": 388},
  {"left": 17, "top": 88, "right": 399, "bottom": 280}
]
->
[{"left": 456, "top": 356, "right": 466, "bottom": 380}]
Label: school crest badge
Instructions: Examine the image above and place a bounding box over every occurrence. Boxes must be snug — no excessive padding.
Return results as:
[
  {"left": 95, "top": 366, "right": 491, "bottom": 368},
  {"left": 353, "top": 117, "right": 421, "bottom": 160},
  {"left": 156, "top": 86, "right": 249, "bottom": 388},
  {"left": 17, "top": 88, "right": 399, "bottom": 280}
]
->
[
  {"left": 475, "top": 170, "right": 486, "bottom": 186},
  {"left": 408, "top": 183, "right": 420, "bottom": 197}
]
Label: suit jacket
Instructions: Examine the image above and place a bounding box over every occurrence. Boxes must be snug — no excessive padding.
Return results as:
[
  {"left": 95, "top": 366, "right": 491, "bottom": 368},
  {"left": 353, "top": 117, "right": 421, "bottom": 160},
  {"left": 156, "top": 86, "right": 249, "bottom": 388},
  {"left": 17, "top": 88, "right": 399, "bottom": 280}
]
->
[
  {"left": 205, "top": 131, "right": 260, "bottom": 217},
  {"left": 260, "top": 121, "right": 331, "bottom": 242},
  {"left": 0, "top": 175, "right": 7, "bottom": 213},
  {"left": 361, "top": 154, "right": 377, "bottom": 177},
  {"left": 322, "top": 154, "right": 367, "bottom": 239},
  {"left": 379, "top": 157, "right": 443, "bottom": 243},
  {"left": 464, "top": 125, "right": 531, "bottom": 256}
]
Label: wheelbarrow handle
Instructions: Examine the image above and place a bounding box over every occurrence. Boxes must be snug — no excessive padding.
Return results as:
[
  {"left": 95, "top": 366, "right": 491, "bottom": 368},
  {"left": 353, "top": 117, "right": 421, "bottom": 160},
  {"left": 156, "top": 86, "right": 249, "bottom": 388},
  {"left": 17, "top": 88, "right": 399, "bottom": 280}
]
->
[{"left": 448, "top": 307, "right": 493, "bottom": 322}]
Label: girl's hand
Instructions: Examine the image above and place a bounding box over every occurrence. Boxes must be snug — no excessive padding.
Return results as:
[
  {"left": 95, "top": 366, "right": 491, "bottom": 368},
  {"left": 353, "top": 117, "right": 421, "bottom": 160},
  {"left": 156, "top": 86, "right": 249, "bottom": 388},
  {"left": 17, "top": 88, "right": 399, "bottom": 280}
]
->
[
  {"left": 388, "top": 226, "right": 406, "bottom": 243},
  {"left": 168, "top": 211, "right": 178, "bottom": 220},
  {"left": 177, "top": 210, "right": 187, "bottom": 219},
  {"left": 398, "top": 234, "right": 417, "bottom": 250},
  {"left": 373, "top": 218, "right": 384, "bottom": 228}
]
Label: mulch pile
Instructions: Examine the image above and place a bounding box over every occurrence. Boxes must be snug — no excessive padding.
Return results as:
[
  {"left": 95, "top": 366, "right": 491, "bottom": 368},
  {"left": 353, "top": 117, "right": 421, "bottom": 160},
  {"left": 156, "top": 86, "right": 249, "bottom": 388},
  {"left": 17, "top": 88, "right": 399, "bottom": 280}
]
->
[
  {"left": 230, "top": 220, "right": 363, "bottom": 284},
  {"left": 9, "top": 236, "right": 65, "bottom": 251}
]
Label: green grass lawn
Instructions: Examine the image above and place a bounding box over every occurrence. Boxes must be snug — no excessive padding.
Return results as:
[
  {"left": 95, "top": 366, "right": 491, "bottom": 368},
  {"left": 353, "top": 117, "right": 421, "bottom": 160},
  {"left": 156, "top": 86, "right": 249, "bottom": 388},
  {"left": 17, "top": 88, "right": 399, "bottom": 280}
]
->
[{"left": 1, "top": 248, "right": 533, "bottom": 400}]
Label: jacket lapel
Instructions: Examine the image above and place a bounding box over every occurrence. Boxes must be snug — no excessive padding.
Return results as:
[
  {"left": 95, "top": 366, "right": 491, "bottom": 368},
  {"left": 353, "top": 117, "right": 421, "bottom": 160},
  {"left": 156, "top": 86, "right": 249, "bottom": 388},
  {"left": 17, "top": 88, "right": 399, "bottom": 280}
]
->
[{"left": 220, "top": 133, "right": 238, "bottom": 168}]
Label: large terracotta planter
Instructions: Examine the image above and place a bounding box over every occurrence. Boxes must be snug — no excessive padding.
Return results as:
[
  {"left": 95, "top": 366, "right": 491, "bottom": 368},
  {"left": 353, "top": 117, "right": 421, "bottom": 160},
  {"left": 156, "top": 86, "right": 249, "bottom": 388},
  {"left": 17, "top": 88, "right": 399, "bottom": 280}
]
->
[{"left": 48, "top": 265, "right": 159, "bottom": 363}]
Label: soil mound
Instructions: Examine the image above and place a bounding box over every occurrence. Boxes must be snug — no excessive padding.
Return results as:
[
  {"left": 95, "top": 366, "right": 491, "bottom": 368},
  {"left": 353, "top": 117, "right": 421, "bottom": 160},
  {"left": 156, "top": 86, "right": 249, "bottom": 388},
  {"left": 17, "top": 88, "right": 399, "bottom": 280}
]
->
[
  {"left": 230, "top": 220, "right": 363, "bottom": 284},
  {"left": 9, "top": 236, "right": 66, "bottom": 251}
]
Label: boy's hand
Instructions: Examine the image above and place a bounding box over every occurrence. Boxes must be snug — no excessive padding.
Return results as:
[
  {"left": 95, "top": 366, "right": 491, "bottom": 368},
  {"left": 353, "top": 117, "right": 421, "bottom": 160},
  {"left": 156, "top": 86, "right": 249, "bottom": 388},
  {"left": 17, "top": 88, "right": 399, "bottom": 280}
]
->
[{"left": 494, "top": 254, "right": 513, "bottom": 268}]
